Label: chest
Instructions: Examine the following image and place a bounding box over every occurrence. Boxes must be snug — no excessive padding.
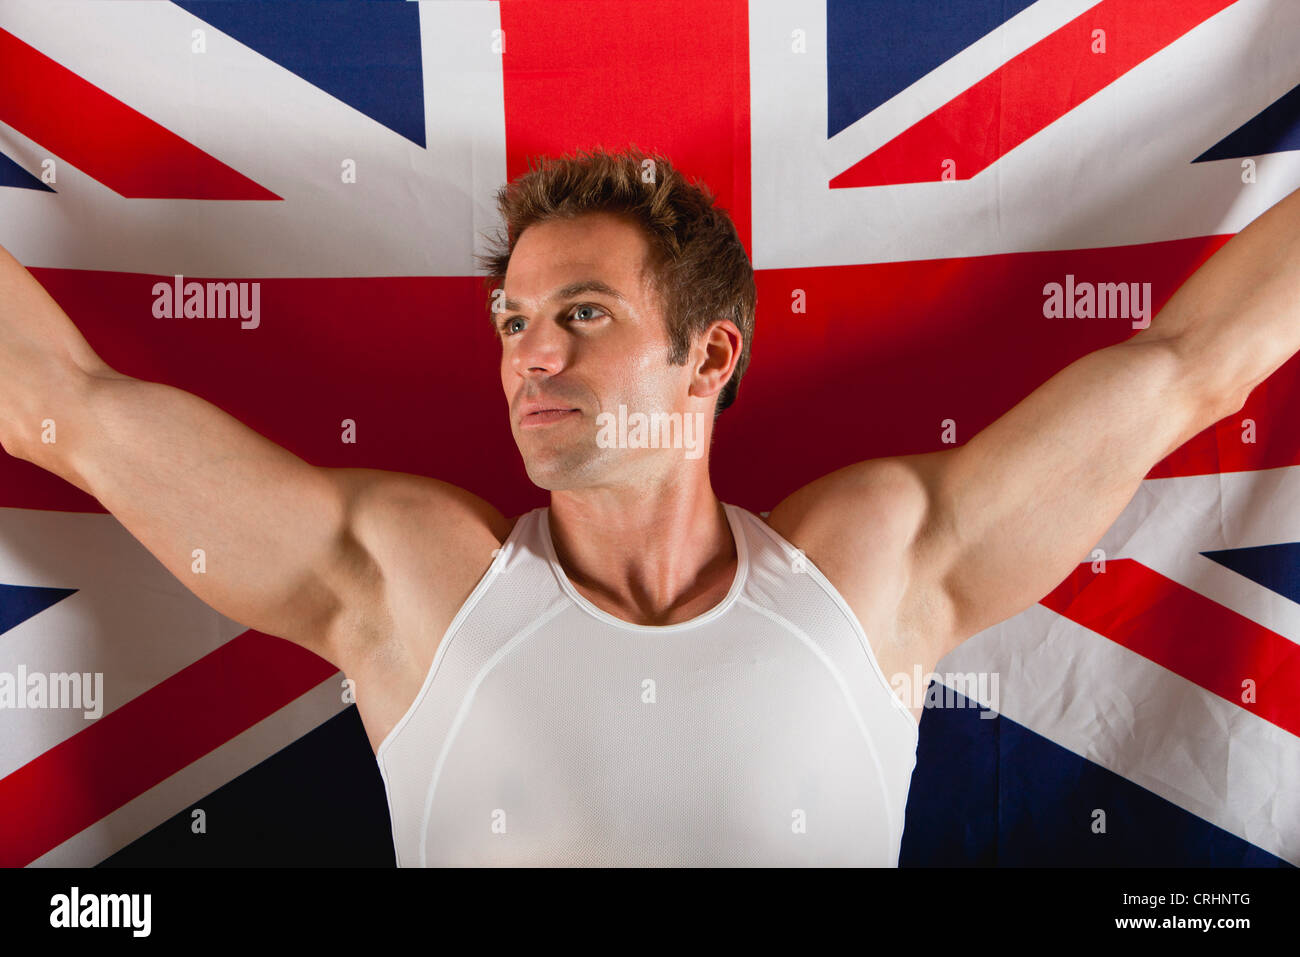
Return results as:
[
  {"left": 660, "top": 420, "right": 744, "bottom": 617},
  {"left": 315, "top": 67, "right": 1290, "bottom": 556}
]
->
[{"left": 391, "top": 624, "right": 913, "bottom": 865}]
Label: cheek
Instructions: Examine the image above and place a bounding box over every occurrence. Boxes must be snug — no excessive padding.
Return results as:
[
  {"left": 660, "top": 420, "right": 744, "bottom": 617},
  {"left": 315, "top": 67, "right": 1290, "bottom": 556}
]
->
[{"left": 629, "top": 332, "right": 669, "bottom": 372}]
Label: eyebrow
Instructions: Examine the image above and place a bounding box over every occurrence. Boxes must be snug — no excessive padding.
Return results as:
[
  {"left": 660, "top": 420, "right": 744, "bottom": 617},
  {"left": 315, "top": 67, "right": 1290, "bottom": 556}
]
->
[{"left": 492, "top": 279, "right": 628, "bottom": 326}]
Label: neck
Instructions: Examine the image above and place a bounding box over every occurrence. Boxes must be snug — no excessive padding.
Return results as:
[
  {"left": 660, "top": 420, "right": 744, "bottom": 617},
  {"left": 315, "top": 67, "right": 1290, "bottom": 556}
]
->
[{"left": 546, "top": 477, "right": 736, "bottom": 626}]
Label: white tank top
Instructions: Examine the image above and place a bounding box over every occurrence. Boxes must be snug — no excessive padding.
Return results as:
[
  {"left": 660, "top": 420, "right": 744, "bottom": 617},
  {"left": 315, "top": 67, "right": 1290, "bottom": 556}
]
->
[{"left": 375, "top": 502, "right": 920, "bottom": 866}]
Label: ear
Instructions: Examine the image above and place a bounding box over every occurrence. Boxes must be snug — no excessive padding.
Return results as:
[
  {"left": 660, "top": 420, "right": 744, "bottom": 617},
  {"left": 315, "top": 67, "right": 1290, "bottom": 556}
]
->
[{"left": 689, "top": 319, "right": 742, "bottom": 403}]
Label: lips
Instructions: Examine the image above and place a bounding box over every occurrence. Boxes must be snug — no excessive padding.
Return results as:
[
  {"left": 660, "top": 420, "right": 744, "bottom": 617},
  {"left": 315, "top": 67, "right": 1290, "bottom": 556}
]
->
[
  {"left": 518, "top": 400, "right": 580, "bottom": 427},
  {"left": 523, "top": 408, "right": 578, "bottom": 424}
]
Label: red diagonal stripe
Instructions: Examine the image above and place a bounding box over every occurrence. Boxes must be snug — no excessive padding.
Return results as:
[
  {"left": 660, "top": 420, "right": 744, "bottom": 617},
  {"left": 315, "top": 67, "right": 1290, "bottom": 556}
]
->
[
  {"left": 831, "top": 0, "right": 1239, "bottom": 188},
  {"left": 1040, "top": 558, "right": 1300, "bottom": 737},
  {"left": 0, "top": 629, "right": 335, "bottom": 866},
  {"left": 0, "top": 28, "right": 280, "bottom": 200}
]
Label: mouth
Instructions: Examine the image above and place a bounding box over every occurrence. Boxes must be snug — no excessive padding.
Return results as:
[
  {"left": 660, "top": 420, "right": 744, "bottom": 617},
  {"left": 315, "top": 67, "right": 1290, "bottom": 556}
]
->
[{"left": 520, "top": 407, "right": 580, "bottom": 429}]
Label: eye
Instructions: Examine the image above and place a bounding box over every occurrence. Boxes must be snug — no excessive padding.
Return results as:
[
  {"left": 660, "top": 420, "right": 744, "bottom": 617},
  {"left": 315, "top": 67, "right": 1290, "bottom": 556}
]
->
[
  {"left": 570, "top": 303, "right": 607, "bottom": 322},
  {"left": 498, "top": 303, "right": 608, "bottom": 338}
]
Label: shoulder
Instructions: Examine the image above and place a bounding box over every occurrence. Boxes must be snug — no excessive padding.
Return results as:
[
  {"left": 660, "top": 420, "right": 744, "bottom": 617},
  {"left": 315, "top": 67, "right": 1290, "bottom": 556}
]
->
[
  {"left": 765, "top": 455, "right": 934, "bottom": 565},
  {"left": 330, "top": 466, "right": 513, "bottom": 552},
  {"left": 320, "top": 467, "right": 515, "bottom": 657},
  {"left": 764, "top": 454, "right": 946, "bottom": 662}
]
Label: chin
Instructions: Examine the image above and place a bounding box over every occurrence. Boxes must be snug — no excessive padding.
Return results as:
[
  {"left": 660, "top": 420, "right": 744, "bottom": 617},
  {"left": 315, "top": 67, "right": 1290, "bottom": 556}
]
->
[
  {"left": 520, "top": 448, "right": 593, "bottom": 491},
  {"left": 520, "top": 442, "right": 624, "bottom": 492}
]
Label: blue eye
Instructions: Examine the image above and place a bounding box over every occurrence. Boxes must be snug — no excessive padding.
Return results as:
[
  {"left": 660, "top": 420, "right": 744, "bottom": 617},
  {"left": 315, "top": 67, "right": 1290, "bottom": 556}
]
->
[
  {"left": 572, "top": 304, "right": 605, "bottom": 321},
  {"left": 499, "top": 303, "right": 606, "bottom": 337}
]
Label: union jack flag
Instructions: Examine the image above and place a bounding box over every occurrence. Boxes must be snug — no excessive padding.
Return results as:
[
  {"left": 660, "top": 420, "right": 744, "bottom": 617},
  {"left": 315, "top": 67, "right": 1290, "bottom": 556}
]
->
[{"left": 0, "top": 0, "right": 1296, "bottom": 866}]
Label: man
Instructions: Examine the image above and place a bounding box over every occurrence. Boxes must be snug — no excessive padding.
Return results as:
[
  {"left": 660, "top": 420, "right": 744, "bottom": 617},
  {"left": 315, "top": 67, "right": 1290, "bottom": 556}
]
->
[{"left": 1, "top": 147, "right": 1298, "bottom": 865}]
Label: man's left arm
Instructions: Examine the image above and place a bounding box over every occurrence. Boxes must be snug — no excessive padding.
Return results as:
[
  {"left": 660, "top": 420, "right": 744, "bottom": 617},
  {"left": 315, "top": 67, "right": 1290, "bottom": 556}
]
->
[{"left": 891, "top": 183, "right": 1300, "bottom": 657}]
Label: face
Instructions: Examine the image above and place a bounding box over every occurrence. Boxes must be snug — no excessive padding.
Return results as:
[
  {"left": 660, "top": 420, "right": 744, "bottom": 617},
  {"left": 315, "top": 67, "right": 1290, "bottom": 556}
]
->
[{"left": 495, "top": 211, "right": 707, "bottom": 491}]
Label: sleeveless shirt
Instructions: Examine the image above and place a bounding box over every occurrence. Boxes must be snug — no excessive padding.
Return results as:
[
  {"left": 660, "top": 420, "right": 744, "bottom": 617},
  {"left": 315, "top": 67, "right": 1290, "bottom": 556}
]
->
[{"left": 375, "top": 503, "right": 920, "bottom": 866}]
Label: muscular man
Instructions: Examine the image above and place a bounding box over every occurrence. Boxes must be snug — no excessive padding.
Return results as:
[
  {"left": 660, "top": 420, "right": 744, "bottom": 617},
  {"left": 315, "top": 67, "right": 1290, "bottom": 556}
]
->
[{"left": 2, "top": 148, "right": 1298, "bottom": 865}]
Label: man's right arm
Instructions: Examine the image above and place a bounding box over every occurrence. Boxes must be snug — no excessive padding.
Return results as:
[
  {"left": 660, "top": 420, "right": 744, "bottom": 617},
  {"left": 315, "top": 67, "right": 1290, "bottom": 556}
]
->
[{"left": 0, "top": 242, "right": 501, "bottom": 667}]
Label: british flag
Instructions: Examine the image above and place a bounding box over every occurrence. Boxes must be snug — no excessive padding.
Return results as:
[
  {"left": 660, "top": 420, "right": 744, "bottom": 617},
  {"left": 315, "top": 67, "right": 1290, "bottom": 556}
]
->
[{"left": 0, "top": 0, "right": 1296, "bottom": 866}]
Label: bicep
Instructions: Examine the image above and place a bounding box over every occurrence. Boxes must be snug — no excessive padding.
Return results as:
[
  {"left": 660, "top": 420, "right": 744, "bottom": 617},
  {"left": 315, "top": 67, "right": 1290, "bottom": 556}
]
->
[
  {"left": 57, "top": 374, "right": 371, "bottom": 661},
  {"left": 911, "top": 334, "right": 1217, "bottom": 651}
]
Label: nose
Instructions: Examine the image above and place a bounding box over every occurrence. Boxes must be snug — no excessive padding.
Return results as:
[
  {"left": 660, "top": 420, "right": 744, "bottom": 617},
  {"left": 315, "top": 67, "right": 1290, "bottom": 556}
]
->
[{"left": 509, "top": 316, "right": 570, "bottom": 378}]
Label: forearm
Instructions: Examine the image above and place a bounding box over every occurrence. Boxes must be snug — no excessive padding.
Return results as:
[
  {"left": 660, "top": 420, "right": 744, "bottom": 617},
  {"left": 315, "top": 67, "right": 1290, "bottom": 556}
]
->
[
  {"left": 0, "top": 240, "right": 119, "bottom": 464},
  {"left": 1140, "top": 184, "right": 1300, "bottom": 415},
  {"left": 2, "top": 360, "right": 112, "bottom": 494}
]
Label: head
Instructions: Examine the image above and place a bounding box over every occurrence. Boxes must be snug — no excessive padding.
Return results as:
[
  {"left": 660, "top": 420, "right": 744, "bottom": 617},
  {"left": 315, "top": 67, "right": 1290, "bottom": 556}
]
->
[{"left": 477, "top": 146, "right": 756, "bottom": 492}]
